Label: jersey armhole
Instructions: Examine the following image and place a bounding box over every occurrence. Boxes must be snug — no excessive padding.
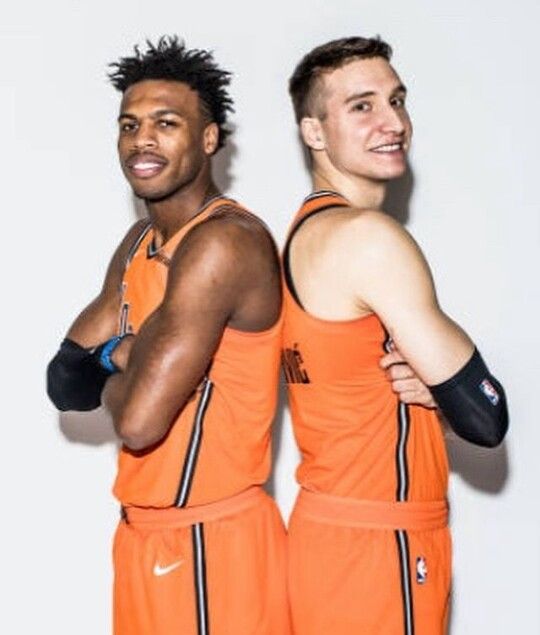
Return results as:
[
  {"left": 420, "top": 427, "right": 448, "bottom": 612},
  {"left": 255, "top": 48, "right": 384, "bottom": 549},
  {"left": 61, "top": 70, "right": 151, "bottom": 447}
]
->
[{"left": 283, "top": 203, "right": 348, "bottom": 310}]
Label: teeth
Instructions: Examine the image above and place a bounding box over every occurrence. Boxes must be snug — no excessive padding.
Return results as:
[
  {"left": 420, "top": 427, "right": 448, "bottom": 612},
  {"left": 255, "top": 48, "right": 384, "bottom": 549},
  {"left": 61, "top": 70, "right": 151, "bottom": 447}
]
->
[
  {"left": 134, "top": 162, "right": 161, "bottom": 169},
  {"left": 373, "top": 143, "right": 401, "bottom": 153}
]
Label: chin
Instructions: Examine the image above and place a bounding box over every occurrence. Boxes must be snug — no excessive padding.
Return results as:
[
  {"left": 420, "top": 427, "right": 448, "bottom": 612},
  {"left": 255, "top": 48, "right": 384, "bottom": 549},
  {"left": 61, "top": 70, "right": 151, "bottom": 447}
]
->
[
  {"left": 130, "top": 183, "right": 170, "bottom": 201},
  {"left": 375, "top": 163, "right": 408, "bottom": 181}
]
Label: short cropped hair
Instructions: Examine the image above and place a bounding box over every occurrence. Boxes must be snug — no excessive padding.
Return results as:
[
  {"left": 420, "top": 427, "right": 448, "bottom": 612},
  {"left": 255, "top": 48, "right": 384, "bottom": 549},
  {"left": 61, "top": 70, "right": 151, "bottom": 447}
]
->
[
  {"left": 289, "top": 36, "right": 392, "bottom": 123},
  {"left": 108, "top": 35, "right": 234, "bottom": 150}
]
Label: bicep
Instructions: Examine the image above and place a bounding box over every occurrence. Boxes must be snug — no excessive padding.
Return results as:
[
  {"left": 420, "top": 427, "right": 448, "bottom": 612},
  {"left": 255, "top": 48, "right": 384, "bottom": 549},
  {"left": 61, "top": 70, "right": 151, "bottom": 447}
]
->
[{"left": 354, "top": 217, "right": 474, "bottom": 384}]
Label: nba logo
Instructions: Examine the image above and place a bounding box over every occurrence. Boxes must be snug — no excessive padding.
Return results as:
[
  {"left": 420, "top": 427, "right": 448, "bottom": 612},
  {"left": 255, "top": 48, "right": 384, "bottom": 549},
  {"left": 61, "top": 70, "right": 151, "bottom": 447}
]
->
[
  {"left": 480, "top": 379, "right": 499, "bottom": 406},
  {"left": 416, "top": 557, "right": 427, "bottom": 584}
]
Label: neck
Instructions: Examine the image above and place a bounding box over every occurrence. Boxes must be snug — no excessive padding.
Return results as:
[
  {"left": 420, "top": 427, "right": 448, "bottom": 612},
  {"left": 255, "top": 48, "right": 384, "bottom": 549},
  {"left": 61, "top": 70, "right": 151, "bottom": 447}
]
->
[
  {"left": 146, "top": 167, "right": 219, "bottom": 245},
  {"left": 312, "top": 160, "right": 387, "bottom": 211}
]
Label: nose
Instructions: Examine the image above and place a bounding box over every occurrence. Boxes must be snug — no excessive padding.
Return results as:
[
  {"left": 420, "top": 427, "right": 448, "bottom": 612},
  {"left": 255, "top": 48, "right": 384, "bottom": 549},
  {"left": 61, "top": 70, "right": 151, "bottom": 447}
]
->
[
  {"left": 133, "top": 120, "right": 157, "bottom": 150},
  {"left": 380, "top": 105, "right": 407, "bottom": 137}
]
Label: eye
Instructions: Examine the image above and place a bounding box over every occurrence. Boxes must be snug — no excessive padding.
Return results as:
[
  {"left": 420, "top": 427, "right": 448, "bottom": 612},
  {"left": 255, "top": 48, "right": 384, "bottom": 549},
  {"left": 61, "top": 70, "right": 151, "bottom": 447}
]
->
[
  {"left": 351, "top": 101, "right": 371, "bottom": 113},
  {"left": 119, "top": 121, "right": 137, "bottom": 133},
  {"left": 391, "top": 96, "right": 406, "bottom": 108},
  {"left": 158, "top": 119, "right": 178, "bottom": 128}
]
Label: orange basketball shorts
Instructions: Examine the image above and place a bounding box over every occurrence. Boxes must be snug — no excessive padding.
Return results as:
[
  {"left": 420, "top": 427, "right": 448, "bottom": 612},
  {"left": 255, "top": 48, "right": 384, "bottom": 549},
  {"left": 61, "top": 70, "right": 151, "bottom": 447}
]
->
[
  {"left": 113, "top": 486, "right": 291, "bottom": 634},
  {"left": 288, "top": 489, "right": 451, "bottom": 635}
]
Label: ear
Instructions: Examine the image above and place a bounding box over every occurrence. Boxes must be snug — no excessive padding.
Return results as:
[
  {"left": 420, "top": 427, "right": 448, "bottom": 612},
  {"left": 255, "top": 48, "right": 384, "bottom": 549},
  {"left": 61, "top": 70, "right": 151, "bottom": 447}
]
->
[
  {"left": 300, "top": 117, "right": 325, "bottom": 151},
  {"left": 203, "top": 122, "right": 219, "bottom": 155}
]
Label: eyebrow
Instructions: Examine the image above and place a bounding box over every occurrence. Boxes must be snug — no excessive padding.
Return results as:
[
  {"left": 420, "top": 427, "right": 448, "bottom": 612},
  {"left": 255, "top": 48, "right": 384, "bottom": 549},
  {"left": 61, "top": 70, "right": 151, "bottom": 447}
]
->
[
  {"left": 117, "top": 108, "right": 185, "bottom": 122},
  {"left": 344, "top": 84, "right": 407, "bottom": 104}
]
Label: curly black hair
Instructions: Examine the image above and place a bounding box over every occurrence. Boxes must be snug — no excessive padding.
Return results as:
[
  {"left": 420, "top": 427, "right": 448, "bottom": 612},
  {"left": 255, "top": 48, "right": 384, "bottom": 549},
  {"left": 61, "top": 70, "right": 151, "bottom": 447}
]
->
[{"left": 108, "top": 36, "right": 234, "bottom": 150}]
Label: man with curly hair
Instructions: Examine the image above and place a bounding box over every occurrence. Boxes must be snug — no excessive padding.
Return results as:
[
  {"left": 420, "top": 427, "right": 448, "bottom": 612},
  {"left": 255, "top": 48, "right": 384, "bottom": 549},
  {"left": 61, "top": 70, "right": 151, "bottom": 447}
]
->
[{"left": 47, "top": 37, "right": 290, "bottom": 635}]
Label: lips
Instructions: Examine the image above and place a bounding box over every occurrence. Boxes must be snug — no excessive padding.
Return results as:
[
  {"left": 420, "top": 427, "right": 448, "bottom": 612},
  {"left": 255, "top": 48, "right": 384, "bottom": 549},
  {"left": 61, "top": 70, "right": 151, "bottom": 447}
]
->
[{"left": 125, "top": 153, "right": 168, "bottom": 178}]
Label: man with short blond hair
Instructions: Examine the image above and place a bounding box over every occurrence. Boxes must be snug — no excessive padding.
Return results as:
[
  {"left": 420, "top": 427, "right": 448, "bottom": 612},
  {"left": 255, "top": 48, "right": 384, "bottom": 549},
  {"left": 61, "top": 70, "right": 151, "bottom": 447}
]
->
[{"left": 282, "top": 36, "right": 508, "bottom": 634}]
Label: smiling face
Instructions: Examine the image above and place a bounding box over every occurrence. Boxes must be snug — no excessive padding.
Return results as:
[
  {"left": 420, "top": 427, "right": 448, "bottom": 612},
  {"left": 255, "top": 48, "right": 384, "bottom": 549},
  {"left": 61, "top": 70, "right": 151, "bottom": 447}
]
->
[
  {"left": 117, "top": 79, "right": 218, "bottom": 201},
  {"left": 302, "top": 57, "right": 412, "bottom": 182}
]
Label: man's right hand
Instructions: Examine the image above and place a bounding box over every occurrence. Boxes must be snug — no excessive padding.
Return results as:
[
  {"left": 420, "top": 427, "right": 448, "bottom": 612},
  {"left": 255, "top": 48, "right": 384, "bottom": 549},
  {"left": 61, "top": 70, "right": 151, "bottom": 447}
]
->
[{"left": 111, "top": 334, "right": 135, "bottom": 372}]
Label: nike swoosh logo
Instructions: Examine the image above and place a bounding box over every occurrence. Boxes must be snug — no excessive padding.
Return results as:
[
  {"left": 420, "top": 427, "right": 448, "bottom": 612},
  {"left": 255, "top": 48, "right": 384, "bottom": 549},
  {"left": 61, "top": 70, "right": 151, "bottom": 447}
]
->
[{"left": 153, "top": 560, "right": 184, "bottom": 576}]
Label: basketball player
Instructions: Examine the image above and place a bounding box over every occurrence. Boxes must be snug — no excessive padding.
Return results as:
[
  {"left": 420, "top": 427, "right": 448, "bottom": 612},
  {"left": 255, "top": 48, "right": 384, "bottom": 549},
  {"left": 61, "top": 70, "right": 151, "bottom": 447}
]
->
[
  {"left": 282, "top": 37, "right": 508, "bottom": 634},
  {"left": 46, "top": 37, "right": 290, "bottom": 635}
]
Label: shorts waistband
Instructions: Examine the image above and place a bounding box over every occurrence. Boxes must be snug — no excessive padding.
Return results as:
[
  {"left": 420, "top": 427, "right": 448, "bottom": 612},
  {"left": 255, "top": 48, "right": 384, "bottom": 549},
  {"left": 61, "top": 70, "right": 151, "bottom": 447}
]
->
[
  {"left": 122, "top": 486, "right": 266, "bottom": 528},
  {"left": 292, "top": 488, "right": 448, "bottom": 531}
]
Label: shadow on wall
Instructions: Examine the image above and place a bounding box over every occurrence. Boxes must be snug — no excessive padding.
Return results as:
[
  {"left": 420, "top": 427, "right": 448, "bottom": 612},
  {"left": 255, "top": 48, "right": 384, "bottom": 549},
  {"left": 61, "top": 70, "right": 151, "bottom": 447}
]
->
[
  {"left": 59, "top": 408, "right": 118, "bottom": 446},
  {"left": 446, "top": 432, "right": 509, "bottom": 494},
  {"left": 445, "top": 433, "right": 509, "bottom": 634},
  {"left": 213, "top": 134, "right": 237, "bottom": 194},
  {"left": 383, "top": 165, "right": 414, "bottom": 225}
]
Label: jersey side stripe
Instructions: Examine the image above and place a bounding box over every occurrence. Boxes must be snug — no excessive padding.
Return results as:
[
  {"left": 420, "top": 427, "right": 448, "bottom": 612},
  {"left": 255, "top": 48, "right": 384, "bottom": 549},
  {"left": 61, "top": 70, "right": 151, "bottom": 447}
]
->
[
  {"left": 396, "top": 530, "right": 415, "bottom": 635},
  {"left": 175, "top": 379, "right": 214, "bottom": 507},
  {"left": 192, "top": 523, "right": 210, "bottom": 635},
  {"left": 396, "top": 402, "right": 411, "bottom": 501},
  {"left": 384, "top": 330, "right": 415, "bottom": 634}
]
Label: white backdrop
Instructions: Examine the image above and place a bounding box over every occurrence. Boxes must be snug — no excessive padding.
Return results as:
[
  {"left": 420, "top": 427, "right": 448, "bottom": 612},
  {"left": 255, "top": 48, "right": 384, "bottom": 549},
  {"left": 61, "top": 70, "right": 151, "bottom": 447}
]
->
[{"left": 2, "top": 0, "right": 538, "bottom": 632}]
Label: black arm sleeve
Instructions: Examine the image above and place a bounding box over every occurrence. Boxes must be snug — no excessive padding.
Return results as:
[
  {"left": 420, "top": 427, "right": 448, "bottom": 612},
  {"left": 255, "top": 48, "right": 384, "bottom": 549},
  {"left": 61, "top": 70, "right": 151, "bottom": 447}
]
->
[
  {"left": 429, "top": 348, "right": 509, "bottom": 448},
  {"left": 46, "top": 339, "right": 111, "bottom": 412}
]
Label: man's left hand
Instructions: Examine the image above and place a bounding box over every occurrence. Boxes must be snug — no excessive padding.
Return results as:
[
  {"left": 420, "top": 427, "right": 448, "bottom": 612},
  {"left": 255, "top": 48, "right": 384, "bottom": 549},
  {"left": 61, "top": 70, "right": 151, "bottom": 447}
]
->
[{"left": 380, "top": 350, "right": 437, "bottom": 409}]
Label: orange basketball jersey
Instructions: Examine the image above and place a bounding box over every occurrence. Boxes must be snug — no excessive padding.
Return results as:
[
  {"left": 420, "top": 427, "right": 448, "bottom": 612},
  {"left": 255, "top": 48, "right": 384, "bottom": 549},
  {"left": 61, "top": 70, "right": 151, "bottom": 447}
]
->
[
  {"left": 113, "top": 196, "right": 282, "bottom": 508},
  {"left": 281, "top": 191, "right": 449, "bottom": 503},
  {"left": 283, "top": 191, "right": 451, "bottom": 635}
]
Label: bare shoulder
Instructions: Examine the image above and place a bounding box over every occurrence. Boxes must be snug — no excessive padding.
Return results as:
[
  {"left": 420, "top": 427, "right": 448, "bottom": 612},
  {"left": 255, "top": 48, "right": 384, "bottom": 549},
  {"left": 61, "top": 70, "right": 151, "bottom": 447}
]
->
[
  {"left": 337, "top": 207, "right": 425, "bottom": 265},
  {"left": 294, "top": 204, "right": 421, "bottom": 265},
  {"left": 172, "top": 208, "right": 278, "bottom": 273},
  {"left": 342, "top": 206, "right": 410, "bottom": 242},
  {"left": 164, "top": 209, "right": 281, "bottom": 330},
  {"left": 208, "top": 206, "right": 277, "bottom": 256},
  {"left": 166, "top": 209, "right": 280, "bottom": 298},
  {"left": 341, "top": 207, "right": 435, "bottom": 307}
]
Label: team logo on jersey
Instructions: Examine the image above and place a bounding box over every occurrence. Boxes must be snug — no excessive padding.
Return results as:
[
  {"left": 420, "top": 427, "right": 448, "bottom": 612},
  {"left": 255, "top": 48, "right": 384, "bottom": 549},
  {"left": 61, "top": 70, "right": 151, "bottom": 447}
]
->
[
  {"left": 153, "top": 559, "right": 184, "bottom": 576},
  {"left": 480, "top": 379, "right": 499, "bottom": 406},
  {"left": 416, "top": 556, "right": 428, "bottom": 584},
  {"left": 281, "top": 343, "right": 310, "bottom": 384}
]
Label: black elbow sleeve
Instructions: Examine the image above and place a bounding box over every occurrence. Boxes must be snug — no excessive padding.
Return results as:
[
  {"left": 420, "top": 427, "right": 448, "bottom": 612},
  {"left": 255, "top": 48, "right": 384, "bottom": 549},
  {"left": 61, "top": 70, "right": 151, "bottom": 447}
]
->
[
  {"left": 429, "top": 348, "right": 509, "bottom": 448},
  {"left": 46, "top": 339, "right": 111, "bottom": 411}
]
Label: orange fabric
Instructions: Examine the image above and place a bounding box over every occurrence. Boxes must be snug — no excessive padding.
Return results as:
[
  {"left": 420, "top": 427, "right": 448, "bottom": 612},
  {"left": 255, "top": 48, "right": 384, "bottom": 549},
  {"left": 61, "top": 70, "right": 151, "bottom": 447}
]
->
[
  {"left": 123, "top": 485, "right": 267, "bottom": 527},
  {"left": 114, "top": 487, "right": 292, "bottom": 634},
  {"left": 282, "top": 191, "right": 452, "bottom": 634},
  {"left": 282, "top": 191, "right": 449, "bottom": 502},
  {"left": 292, "top": 488, "right": 448, "bottom": 531},
  {"left": 112, "top": 197, "right": 283, "bottom": 507},
  {"left": 288, "top": 492, "right": 451, "bottom": 635}
]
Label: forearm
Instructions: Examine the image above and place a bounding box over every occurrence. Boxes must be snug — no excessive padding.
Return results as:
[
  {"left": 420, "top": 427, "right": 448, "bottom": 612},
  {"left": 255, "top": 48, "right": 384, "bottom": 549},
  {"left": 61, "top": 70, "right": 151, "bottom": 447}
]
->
[
  {"left": 385, "top": 314, "right": 508, "bottom": 447},
  {"left": 102, "top": 313, "right": 214, "bottom": 451},
  {"left": 387, "top": 308, "right": 474, "bottom": 386},
  {"left": 102, "top": 373, "right": 130, "bottom": 435},
  {"left": 430, "top": 348, "right": 509, "bottom": 447}
]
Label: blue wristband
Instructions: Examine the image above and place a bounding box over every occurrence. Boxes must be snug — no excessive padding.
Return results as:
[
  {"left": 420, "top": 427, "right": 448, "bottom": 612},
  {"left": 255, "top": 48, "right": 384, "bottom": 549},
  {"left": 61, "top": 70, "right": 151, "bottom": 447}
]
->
[{"left": 98, "top": 335, "right": 125, "bottom": 374}]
